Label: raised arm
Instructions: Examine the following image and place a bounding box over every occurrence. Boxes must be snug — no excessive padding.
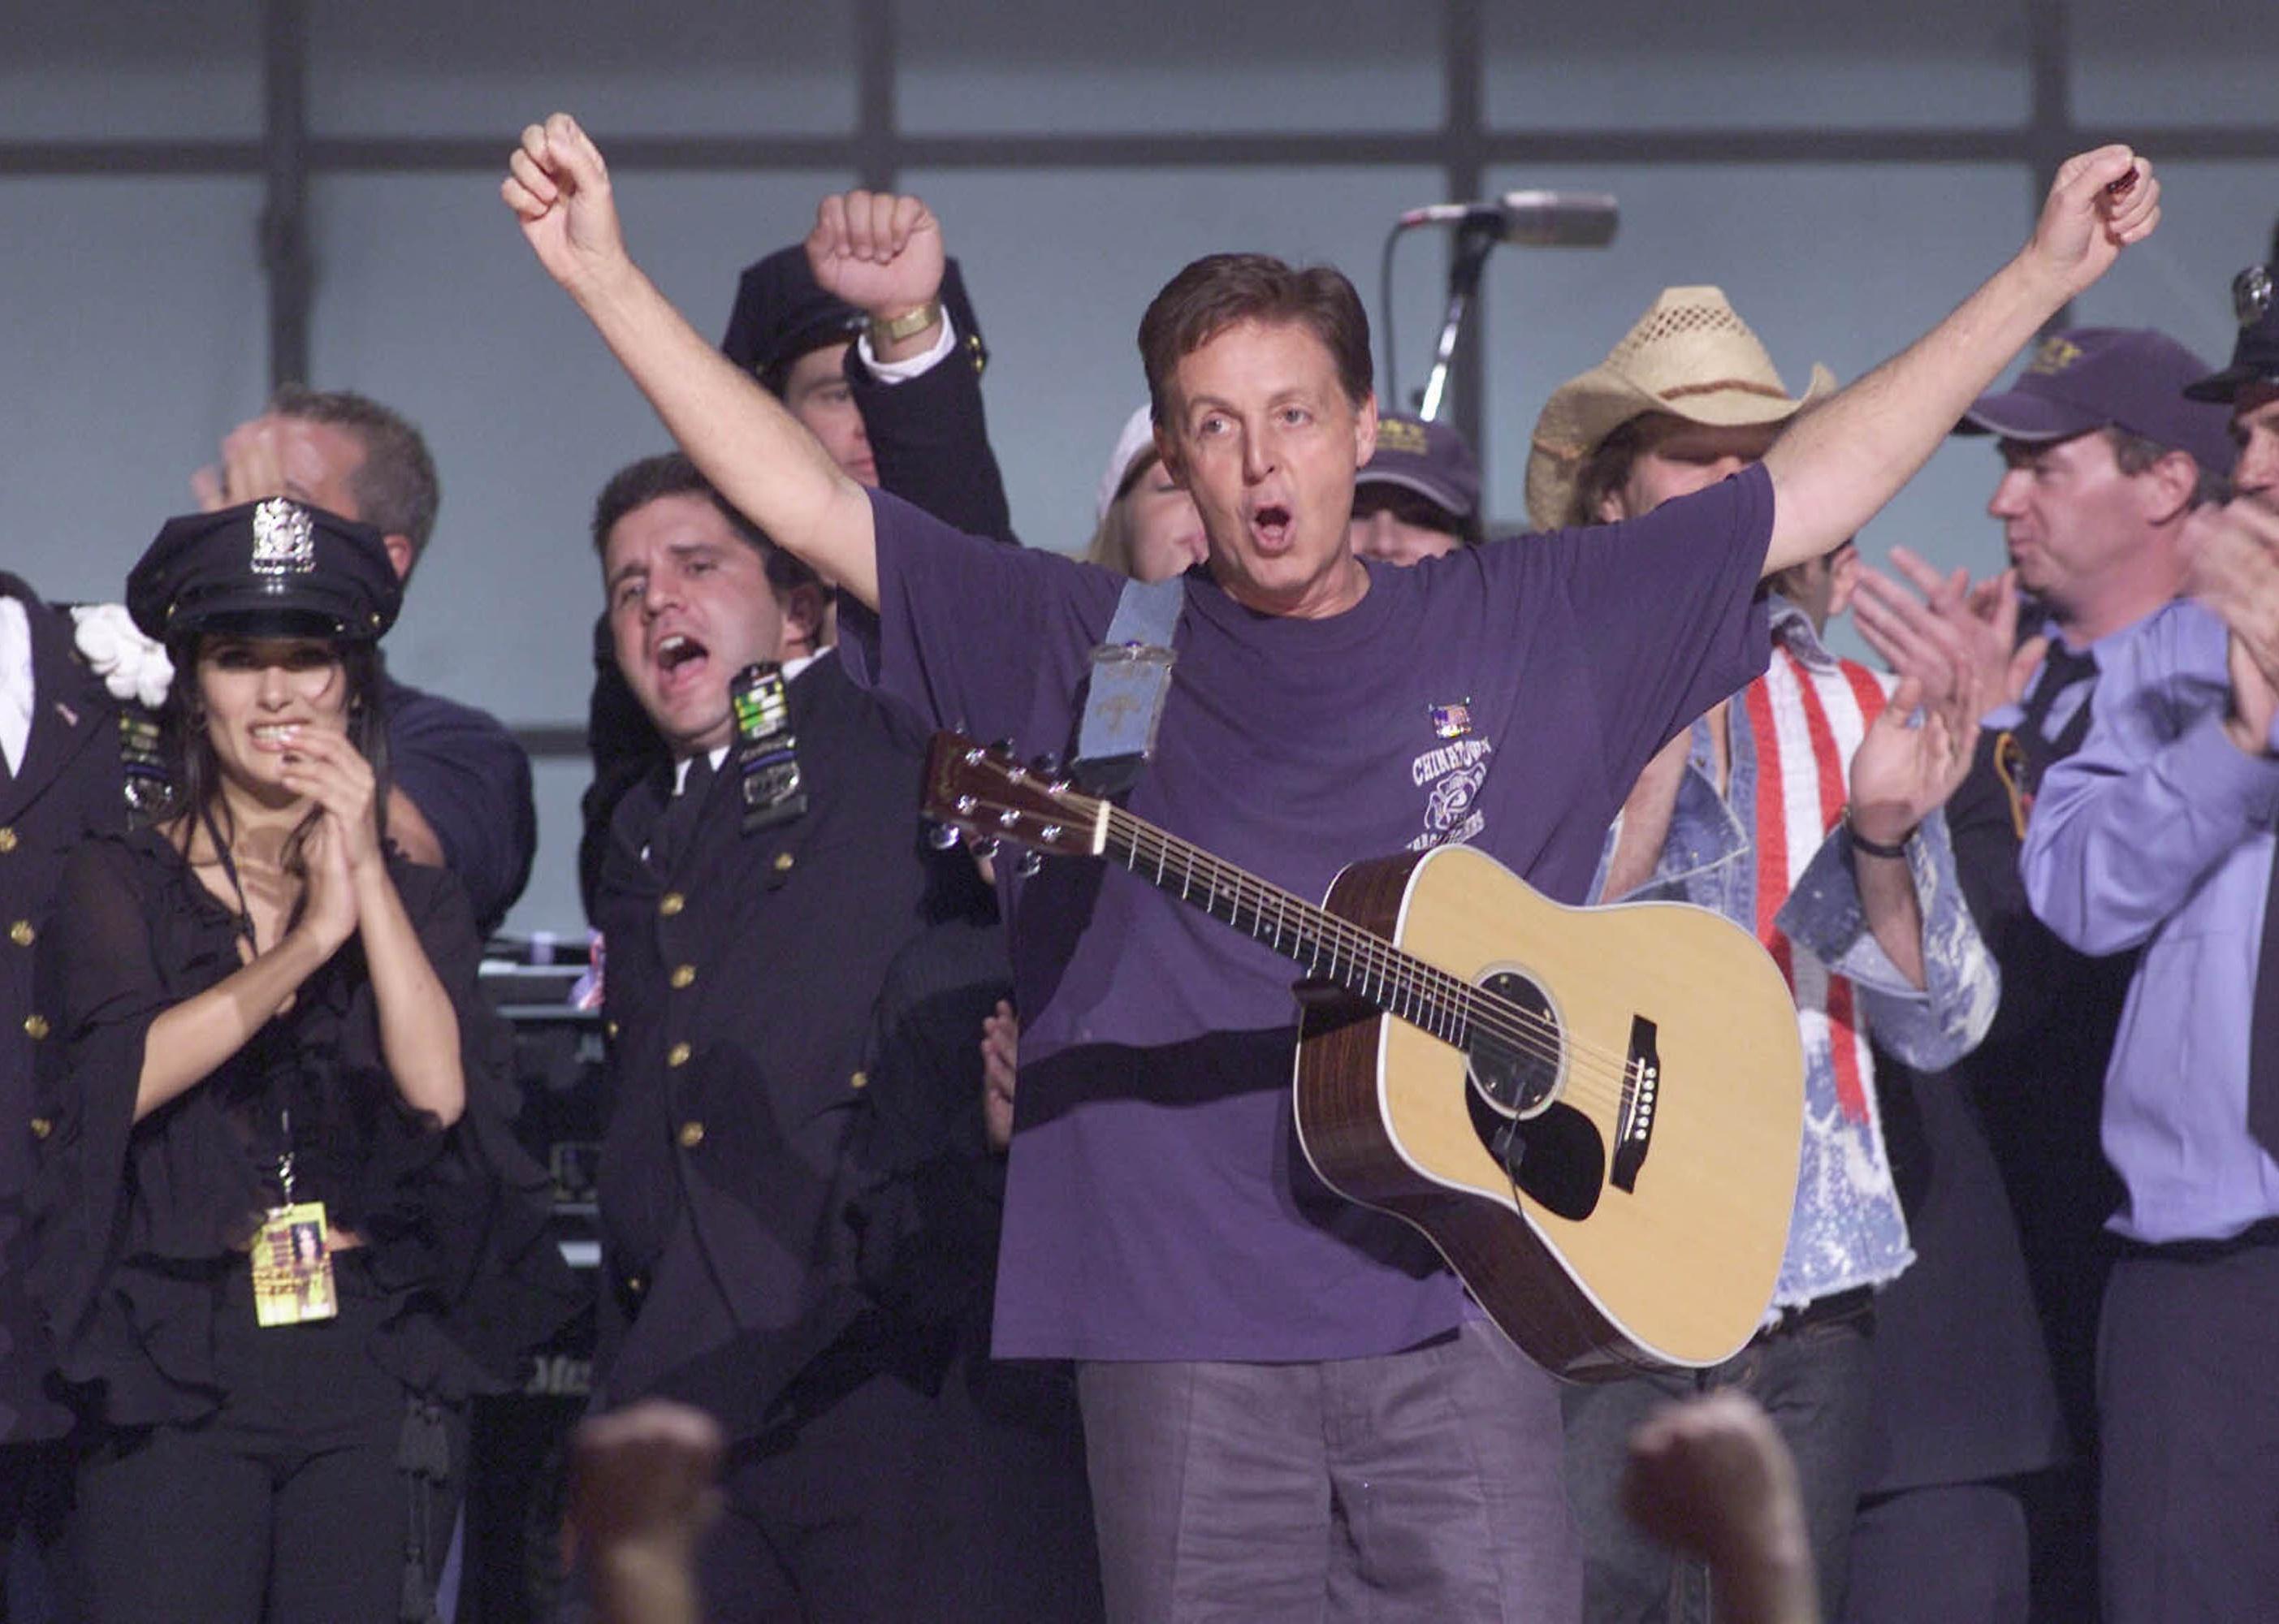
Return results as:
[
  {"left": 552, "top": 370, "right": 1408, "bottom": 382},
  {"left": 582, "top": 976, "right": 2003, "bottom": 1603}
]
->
[
  {"left": 502, "top": 114, "right": 881, "bottom": 607},
  {"left": 1758, "top": 147, "right": 2159, "bottom": 578}
]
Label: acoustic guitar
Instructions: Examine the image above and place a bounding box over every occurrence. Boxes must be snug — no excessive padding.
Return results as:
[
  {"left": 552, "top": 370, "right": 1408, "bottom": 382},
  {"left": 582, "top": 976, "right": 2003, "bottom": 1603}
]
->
[{"left": 923, "top": 732, "right": 1805, "bottom": 1380}]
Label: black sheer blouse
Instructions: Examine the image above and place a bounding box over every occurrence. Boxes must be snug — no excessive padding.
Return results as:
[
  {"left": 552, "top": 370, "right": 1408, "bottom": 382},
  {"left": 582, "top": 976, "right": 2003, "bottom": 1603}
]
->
[{"left": 30, "top": 827, "right": 581, "bottom": 1427}]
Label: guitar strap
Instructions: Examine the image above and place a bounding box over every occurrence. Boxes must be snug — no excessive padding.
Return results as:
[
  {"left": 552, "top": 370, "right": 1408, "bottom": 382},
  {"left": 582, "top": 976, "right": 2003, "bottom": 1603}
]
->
[{"left": 1071, "top": 573, "right": 1183, "bottom": 795}]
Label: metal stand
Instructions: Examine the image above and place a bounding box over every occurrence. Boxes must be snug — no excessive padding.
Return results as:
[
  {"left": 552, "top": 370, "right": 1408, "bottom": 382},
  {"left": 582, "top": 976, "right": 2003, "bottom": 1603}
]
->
[{"left": 1416, "top": 219, "right": 1503, "bottom": 425}]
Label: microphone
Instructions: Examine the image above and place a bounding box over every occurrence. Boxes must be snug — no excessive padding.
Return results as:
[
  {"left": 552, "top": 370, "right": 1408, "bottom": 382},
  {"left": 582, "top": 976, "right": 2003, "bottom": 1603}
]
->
[{"left": 1395, "top": 191, "right": 1619, "bottom": 248}]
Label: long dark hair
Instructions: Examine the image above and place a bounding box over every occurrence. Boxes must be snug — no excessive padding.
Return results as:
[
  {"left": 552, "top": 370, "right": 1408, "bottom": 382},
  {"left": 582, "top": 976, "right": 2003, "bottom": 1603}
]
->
[{"left": 158, "top": 633, "right": 393, "bottom": 888}]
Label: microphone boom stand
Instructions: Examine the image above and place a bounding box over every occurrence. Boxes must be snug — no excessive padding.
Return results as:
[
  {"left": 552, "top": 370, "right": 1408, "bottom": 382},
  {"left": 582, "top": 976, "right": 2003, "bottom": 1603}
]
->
[{"left": 1416, "top": 217, "right": 1504, "bottom": 425}]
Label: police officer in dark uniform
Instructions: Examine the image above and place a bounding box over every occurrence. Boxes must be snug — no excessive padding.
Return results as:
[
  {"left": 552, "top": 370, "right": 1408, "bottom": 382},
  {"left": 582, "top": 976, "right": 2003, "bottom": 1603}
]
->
[
  {"left": 2, "top": 573, "right": 140, "bottom": 1621},
  {"left": 578, "top": 218, "right": 1014, "bottom": 919},
  {"left": 583, "top": 451, "right": 1097, "bottom": 1622}
]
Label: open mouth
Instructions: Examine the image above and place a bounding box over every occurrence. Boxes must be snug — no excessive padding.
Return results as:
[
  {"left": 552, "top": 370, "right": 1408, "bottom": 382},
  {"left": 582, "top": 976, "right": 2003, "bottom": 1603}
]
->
[
  {"left": 654, "top": 632, "right": 711, "bottom": 694},
  {"left": 1250, "top": 503, "right": 1293, "bottom": 552},
  {"left": 249, "top": 723, "right": 305, "bottom": 751}
]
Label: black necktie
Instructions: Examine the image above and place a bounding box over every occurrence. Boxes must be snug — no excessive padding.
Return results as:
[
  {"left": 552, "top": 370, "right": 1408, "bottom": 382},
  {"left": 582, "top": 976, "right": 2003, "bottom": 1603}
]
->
[
  {"left": 2013, "top": 643, "right": 2100, "bottom": 791},
  {"left": 2251, "top": 847, "right": 2279, "bottom": 1162},
  {"left": 650, "top": 754, "right": 715, "bottom": 874}
]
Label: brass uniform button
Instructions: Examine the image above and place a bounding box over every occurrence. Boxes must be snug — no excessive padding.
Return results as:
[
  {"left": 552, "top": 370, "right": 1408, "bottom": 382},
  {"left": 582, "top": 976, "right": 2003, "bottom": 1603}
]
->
[
  {"left": 772, "top": 852, "right": 795, "bottom": 873},
  {"left": 667, "top": 1042, "right": 691, "bottom": 1068},
  {"left": 604, "top": 1019, "right": 621, "bottom": 1039},
  {"left": 29, "top": 1116, "right": 52, "bottom": 1140},
  {"left": 8, "top": 921, "right": 32, "bottom": 947},
  {"left": 848, "top": 1070, "right": 868, "bottom": 1091},
  {"left": 669, "top": 964, "right": 696, "bottom": 989},
  {"left": 626, "top": 1274, "right": 645, "bottom": 1296},
  {"left": 677, "top": 1121, "right": 705, "bottom": 1149},
  {"left": 0, "top": 827, "right": 16, "bottom": 853},
  {"left": 659, "top": 892, "right": 685, "bottom": 917},
  {"left": 24, "top": 1014, "right": 50, "bottom": 1041}
]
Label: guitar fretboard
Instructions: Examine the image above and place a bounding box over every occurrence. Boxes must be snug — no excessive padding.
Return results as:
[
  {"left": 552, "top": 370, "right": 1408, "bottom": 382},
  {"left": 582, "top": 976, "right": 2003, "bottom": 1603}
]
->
[{"left": 1101, "top": 806, "right": 1493, "bottom": 1048}]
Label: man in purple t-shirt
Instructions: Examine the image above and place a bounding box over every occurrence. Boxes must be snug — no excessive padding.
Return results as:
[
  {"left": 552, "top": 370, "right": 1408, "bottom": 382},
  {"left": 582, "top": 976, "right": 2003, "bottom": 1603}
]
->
[{"left": 504, "top": 116, "right": 2160, "bottom": 1622}]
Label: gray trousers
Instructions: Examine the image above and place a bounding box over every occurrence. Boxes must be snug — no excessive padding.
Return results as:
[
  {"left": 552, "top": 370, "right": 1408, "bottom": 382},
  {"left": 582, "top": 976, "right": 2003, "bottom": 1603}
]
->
[{"left": 1075, "top": 1318, "right": 1581, "bottom": 1624}]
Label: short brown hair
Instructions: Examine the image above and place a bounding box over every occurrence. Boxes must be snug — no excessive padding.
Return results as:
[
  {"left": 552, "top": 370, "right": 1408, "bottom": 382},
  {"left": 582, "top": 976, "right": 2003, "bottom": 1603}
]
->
[
  {"left": 267, "top": 385, "right": 442, "bottom": 569},
  {"left": 2105, "top": 425, "right": 2229, "bottom": 508},
  {"left": 1138, "top": 253, "right": 1373, "bottom": 428},
  {"left": 590, "top": 452, "right": 818, "bottom": 599}
]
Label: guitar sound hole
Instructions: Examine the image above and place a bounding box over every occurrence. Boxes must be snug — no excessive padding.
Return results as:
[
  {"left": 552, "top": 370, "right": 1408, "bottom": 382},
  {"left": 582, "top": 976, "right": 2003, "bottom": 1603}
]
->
[{"left": 1467, "top": 970, "right": 1563, "bottom": 1120}]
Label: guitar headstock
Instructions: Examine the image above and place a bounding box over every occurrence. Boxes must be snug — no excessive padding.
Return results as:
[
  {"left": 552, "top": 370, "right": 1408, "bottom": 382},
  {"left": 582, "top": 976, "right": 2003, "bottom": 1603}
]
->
[{"left": 923, "top": 732, "right": 1105, "bottom": 860}]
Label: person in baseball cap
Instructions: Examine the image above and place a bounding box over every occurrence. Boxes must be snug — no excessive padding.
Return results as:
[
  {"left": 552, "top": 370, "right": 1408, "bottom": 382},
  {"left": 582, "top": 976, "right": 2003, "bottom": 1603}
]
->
[
  {"left": 1351, "top": 412, "right": 1482, "bottom": 564},
  {"left": 1085, "top": 403, "right": 1208, "bottom": 583},
  {"left": 1952, "top": 327, "right": 2234, "bottom": 654},
  {"left": 2187, "top": 262, "right": 2279, "bottom": 496},
  {"left": 1957, "top": 326, "right": 2235, "bottom": 484}
]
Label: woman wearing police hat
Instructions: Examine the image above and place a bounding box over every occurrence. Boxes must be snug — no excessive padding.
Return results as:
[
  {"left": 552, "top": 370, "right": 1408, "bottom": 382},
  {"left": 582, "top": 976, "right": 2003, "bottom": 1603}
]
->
[{"left": 29, "top": 499, "right": 577, "bottom": 1622}]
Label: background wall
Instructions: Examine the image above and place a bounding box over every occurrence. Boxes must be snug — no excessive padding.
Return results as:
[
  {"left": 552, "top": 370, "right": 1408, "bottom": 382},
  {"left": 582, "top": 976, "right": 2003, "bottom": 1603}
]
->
[{"left": 4, "top": 0, "right": 2273, "bottom": 940}]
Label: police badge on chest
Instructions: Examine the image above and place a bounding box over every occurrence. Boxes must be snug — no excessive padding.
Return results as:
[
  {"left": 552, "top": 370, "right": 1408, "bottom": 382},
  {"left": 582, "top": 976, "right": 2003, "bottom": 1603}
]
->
[{"left": 730, "top": 661, "right": 807, "bottom": 832}]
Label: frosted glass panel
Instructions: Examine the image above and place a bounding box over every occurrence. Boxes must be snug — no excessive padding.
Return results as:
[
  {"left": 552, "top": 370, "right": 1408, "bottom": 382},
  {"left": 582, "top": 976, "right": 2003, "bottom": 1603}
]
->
[
  {"left": 0, "top": 5, "right": 262, "bottom": 140},
  {"left": 2069, "top": 162, "right": 2279, "bottom": 368},
  {"left": 894, "top": 166, "right": 1451, "bottom": 554},
  {"left": 2072, "top": 0, "right": 2279, "bottom": 128},
  {"left": 1478, "top": 162, "right": 2035, "bottom": 662},
  {"left": 1485, "top": 1, "right": 2030, "bottom": 131},
  {"left": 309, "top": 0, "right": 857, "bottom": 137},
  {"left": 897, "top": 0, "right": 1442, "bottom": 135},
  {"left": 0, "top": 179, "right": 270, "bottom": 603}
]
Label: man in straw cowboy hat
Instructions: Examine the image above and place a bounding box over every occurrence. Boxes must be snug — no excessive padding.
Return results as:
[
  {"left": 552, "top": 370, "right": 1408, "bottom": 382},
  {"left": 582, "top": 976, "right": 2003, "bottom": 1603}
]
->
[
  {"left": 504, "top": 116, "right": 2152, "bottom": 1622},
  {"left": 1537, "top": 287, "right": 2000, "bottom": 1624}
]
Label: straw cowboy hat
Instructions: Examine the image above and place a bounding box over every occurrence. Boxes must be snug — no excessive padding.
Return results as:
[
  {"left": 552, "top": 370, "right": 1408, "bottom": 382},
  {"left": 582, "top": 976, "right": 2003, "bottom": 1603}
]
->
[{"left": 1524, "top": 285, "right": 1836, "bottom": 531}]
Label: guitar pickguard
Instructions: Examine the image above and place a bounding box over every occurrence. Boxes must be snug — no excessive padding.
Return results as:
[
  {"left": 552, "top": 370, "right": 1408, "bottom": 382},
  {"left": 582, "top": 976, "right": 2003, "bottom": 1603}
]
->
[{"left": 1468, "top": 1085, "right": 1604, "bottom": 1221}]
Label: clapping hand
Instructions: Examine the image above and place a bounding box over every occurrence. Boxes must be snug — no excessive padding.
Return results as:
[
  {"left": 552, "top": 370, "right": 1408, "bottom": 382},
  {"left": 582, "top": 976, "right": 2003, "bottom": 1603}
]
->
[
  {"left": 280, "top": 728, "right": 382, "bottom": 953},
  {"left": 2183, "top": 495, "right": 2279, "bottom": 753},
  {"left": 1848, "top": 652, "right": 1986, "bottom": 849},
  {"left": 1852, "top": 546, "right": 2046, "bottom": 715}
]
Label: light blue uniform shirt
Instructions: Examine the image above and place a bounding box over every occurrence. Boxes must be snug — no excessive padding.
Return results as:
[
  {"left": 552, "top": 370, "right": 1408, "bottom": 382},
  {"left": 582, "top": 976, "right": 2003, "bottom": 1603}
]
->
[{"left": 2022, "top": 598, "right": 2279, "bottom": 1244}]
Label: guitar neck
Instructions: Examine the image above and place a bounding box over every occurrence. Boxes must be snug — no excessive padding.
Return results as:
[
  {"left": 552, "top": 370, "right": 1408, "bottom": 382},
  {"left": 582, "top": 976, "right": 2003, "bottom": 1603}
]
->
[{"left": 1098, "top": 806, "right": 1477, "bottom": 1045}]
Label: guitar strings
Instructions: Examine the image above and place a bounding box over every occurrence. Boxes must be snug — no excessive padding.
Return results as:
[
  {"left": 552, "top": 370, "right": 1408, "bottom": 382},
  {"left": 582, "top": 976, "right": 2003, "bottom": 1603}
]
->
[
  {"left": 1105, "top": 811, "right": 1634, "bottom": 1083},
  {"left": 1105, "top": 810, "right": 1655, "bottom": 1114}
]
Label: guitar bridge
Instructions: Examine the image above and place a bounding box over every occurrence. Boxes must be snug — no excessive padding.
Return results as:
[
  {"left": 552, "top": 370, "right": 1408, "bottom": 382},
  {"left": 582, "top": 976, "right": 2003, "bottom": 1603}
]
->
[{"left": 1611, "top": 1016, "right": 1659, "bottom": 1194}]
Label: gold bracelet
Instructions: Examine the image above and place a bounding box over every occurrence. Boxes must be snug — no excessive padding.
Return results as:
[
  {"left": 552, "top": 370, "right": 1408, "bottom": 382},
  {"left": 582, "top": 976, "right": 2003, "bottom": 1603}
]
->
[{"left": 867, "top": 300, "right": 942, "bottom": 349}]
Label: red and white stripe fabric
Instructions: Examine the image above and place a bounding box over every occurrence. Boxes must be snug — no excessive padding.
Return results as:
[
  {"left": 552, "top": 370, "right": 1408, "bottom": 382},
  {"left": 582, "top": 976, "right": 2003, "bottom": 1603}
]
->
[{"left": 1743, "top": 644, "right": 1892, "bottom": 1126}]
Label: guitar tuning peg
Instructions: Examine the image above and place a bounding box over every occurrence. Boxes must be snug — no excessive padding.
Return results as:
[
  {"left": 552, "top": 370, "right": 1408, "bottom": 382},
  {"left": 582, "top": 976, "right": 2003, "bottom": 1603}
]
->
[
  {"left": 1014, "top": 849, "right": 1044, "bottom": 879},
  {"left": 967, "top": 835, "right": 1001, "bottom": 862},
  {"left": 988, "top": 737, "right": 1016, "bottom": 758},
  {"left": 1031, "top": 750, "right": 1063, "bottom": 775},
  {"left": 925, "top": 819, "right": 964, "bottom": 851}
]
